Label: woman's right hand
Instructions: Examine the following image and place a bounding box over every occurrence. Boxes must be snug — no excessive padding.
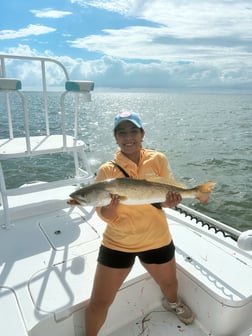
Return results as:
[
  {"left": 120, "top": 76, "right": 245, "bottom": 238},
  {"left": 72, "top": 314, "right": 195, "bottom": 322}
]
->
[{"left": 100, "top": 194, "right": 120, "bottom": 220}]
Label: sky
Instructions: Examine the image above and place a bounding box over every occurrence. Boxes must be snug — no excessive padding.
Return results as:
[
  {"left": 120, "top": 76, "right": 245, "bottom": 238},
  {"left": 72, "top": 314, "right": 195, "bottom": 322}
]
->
[{"left": 0, "top": 0, "right": 252, "bottom": 91}]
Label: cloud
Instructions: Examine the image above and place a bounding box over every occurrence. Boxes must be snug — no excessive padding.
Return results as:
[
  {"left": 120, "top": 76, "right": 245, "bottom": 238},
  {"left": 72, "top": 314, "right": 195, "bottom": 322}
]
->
[
  {"left": 82, "top": 56, "right": 252, "bottom": 90},
  {"left": 71, "top": 0, "right": 252, "bottom": 35},
  {"left": 56, "top": 53, "right": 252, "bottom": 90},
  {"left": 2, "top": 44, "right": 251, "bottom": 91},
  {"left": 0, "top": 45, "right": 72, "bottom": 88},
  {"left": 68, "top": 24, "right": 251, "bottom": 66},
  {"left": 30, "top": 8, "right": 72, "bottom": 19},
  {"left": 66, "top": 0, "right": 252, "bottom": 90},
  {"left": 1, "top": 1, "right": 251, "bottom": 91},
  {"left": 0, "top": 24, "right": 56, "bottom": 40},
  {"left": 3, "top": 44, "right": 41, "bottom": 57},
  {"left": 70, "top": 0, "right": 136, "bottom": 16},
  {"left": 68, "top": 0, "right": 252, "bottom": 62}
]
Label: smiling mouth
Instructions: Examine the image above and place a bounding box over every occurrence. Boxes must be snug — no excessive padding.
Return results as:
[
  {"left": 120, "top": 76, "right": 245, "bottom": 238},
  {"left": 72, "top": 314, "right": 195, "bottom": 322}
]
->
[{"left": 124, "top": 141, "right": 136, "bottom": 146}]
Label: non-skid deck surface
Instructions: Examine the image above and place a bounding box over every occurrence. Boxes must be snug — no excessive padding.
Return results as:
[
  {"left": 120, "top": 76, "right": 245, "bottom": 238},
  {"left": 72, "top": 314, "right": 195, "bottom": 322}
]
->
[{"left": 108, "top": 306, "right": 206, "bottom": 336}]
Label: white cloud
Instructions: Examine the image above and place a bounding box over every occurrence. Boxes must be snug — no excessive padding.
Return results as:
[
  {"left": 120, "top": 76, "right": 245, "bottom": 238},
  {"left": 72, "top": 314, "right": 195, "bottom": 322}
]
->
[
  {"left": 30, "top": 8, "right": 72, "bottom": 19},
  {"left": 70, "top": 0, "right": 133, "bottom": 15},
  {"left": 71, "top": 0, "right": 252, "bottom": 36},
  {"left": 68, "top": 0, "right": 252, "bottom": 60},
  {"left": 84, "top": 56, "right": 252, "bottom": 90},
  {"left": 66, "top": 0, "right": 252, "bottom": 91},
  {"left": 4, "top": 44, "right": 40, "bottom": 57},
  {"left": 54, "top": 53, "right": 252, "bottom": 90},
  {"left": 1, "top": 45, "right": 72, "bottom": 88},
  {"left": 2, "top": 43, "right": 252, "bottom": 91},
  {"left": 68, "top": 24, "right": 251, "bottom": 65},
  {"left": 0, "top": 24, "right": 56, "bottom": 40},
  {"left": 1, "top": 1, "right": 251, "bottom": 91}
]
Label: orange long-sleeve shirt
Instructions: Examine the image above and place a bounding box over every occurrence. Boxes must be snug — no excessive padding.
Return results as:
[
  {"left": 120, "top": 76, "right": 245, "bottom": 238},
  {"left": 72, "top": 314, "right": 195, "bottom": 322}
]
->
[{"left": 96, "top": 148, "right": 173, "bottom": 252}]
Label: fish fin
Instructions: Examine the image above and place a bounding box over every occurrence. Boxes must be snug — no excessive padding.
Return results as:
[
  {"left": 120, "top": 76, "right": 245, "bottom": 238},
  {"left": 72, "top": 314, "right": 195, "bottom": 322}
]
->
[
  {"left": 145, "top": 176, "right": 187, "bottom": 188},
  {"left": 195, "top": 181, "right": 216, "bottom": 203}
]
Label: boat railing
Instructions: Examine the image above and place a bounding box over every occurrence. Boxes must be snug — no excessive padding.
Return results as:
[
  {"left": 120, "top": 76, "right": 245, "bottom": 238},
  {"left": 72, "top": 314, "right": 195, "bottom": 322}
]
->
[
  {"left": 0, "top": 54, "right": 94, "bottom": 227},
  {"left": 176, "top": 204, "right": 241, "bottom": 241},
  {"left": 0, "top": 54, "right": 70, "bottom": 129}
]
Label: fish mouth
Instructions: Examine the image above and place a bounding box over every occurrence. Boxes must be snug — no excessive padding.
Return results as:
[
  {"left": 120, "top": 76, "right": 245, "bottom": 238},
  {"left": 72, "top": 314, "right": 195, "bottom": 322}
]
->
[{"left": 67, "top": 198, "right": 81, "bottom": 205}]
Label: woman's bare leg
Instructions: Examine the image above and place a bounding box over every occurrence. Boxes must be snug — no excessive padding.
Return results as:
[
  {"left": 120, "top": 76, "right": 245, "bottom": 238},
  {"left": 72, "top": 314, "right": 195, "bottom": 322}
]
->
[
  {"left": 85, "top": 263, "right": 132, "bottom": 336},
  {"left": 141, "top": 256, "right": 178, "bottom": 302}
]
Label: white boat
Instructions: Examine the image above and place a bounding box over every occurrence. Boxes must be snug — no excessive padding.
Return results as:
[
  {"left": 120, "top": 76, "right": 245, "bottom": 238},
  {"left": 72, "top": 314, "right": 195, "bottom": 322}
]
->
[{"left": 0, "top": 54, "right": 251, "bottom": 336}]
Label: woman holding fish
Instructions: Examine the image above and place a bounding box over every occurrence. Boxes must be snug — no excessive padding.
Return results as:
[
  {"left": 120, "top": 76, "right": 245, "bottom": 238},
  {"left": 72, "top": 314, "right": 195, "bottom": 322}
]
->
[{"left": 85, "top": 111, "right": 194, "bottom": 335}]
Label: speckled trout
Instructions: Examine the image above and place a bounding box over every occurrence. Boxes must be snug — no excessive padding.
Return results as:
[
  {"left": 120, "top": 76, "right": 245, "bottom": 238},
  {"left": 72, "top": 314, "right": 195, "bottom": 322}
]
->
[{"left": 69, "top": 178, "right": 216, "bottom": 207}]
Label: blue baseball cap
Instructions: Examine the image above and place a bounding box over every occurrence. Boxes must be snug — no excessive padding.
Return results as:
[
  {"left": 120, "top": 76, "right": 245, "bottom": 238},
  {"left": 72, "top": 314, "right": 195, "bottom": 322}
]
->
[{"left": 114, "top": 111, "right": 143, "bottom": 130}]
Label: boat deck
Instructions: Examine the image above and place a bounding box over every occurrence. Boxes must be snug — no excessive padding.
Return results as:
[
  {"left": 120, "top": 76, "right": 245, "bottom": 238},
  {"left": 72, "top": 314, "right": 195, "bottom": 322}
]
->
[
  {"left": 1, "top": 185, "right": 252, "bottom": 336},
  {"left": 1, "top": 53, "right": 251, "bottom": 336},
  {"left": 109, "top": 307, "right": 206, "bottom": 336}
]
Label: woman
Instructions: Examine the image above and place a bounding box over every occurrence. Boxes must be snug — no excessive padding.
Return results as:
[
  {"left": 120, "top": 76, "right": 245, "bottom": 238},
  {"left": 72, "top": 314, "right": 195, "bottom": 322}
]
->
[{"left": 85, "top": 111, "right": 194, "bottom": 335}]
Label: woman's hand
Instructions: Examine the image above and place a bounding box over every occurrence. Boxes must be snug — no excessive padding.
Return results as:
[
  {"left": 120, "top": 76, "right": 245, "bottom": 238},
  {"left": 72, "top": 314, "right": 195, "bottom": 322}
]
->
[
  {"left": 161, "top": 191, "right": 182, "bottom": 208},
  {"left": 100, "top": 194, "right": 120, "bottom": 220}
]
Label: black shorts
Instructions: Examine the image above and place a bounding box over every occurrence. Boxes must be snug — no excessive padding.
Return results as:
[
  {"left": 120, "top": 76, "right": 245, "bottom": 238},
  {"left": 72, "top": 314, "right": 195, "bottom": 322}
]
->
[{"left": 97, "top": 241, "right": 175, "bottom": 268}]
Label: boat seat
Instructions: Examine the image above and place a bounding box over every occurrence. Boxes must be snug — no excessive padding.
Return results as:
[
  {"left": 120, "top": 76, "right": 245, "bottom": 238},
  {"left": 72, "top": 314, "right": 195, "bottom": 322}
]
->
[
  {"left": 0, "top": 78, "right": 22, "bottom": 90},
  {"left": 0, "top": 135, "right": 85, "bottom": 158},
  {"left": 0, "top": 79, "right": 94, "bottom": 158},
  {"left": 0, "top": 79, "right": 94, "bottom": 226}
]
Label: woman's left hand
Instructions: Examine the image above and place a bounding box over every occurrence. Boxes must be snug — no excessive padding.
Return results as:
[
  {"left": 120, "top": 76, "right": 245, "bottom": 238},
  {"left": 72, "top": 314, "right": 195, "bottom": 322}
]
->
[
  {"left": 100, "top": 194, "right": 120, "bottom": 220},
  {"left": 161, "top": 191, "right": 182, "bottom": 208}
]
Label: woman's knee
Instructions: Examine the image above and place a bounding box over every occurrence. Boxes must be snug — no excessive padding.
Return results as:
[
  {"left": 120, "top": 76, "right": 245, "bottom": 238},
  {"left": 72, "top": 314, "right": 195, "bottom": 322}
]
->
[{"left": 88, "top": 294, "right": 114, "bottom": 311}]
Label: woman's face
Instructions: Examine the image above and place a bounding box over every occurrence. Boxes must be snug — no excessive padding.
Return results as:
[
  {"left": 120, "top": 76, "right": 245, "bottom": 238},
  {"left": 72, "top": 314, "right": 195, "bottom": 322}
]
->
[{"left": 114, "top": 121, "right": 145, "bottom": 157}]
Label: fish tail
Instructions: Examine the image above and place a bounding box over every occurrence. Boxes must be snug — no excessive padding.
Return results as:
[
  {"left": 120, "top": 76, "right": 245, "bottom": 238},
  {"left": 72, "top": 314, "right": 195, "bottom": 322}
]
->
[{"left": 195, "top": 181, "right": 216, "bottom": 203}]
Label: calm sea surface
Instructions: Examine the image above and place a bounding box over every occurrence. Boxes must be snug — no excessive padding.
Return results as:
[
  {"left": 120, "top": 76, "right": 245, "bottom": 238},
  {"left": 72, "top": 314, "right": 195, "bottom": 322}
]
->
[{"left": 1, "top": 91, "right": 251, "bottom": 231}]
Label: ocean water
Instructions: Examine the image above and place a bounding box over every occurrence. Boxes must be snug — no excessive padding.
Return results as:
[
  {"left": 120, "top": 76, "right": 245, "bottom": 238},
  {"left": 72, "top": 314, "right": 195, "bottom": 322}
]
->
[{"left": 1, "top": 91, "right": 251, "bottom": 231}]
